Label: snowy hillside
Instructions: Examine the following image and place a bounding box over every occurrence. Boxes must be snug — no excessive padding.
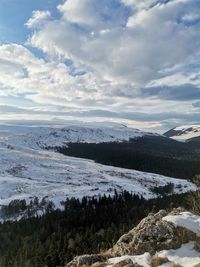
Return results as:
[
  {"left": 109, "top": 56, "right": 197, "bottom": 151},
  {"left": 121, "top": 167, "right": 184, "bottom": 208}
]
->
[
  {"left": 0, "top": 142, "right": 196, "bottom": 208},
  {"left": 0, "top": 121, "right": 197, "bottom": 220},
  {"left": 0, "top": 121, "right": 156, "bottom": 149},
  {"left": 165, "top": 125, "right": 200, "bottom": 142}
]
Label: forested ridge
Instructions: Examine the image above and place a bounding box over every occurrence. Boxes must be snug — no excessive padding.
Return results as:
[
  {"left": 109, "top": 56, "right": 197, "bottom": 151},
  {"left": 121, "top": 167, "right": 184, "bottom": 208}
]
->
[
  {"left": 0, "top": 190, "right": 195, "bottom": 267},
  {"left": 57, "top": 136, "right": 200, "bottom": 179}
]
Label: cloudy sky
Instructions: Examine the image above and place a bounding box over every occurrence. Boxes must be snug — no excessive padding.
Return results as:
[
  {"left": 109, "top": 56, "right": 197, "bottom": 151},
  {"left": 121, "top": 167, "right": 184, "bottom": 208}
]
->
[{"left": 0, "top": 0, "right": 200, "bottom": 132}]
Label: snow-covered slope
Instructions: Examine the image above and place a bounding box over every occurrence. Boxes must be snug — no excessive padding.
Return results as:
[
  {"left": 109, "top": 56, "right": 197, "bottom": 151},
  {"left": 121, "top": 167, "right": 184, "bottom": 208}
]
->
[
  {"left": 164, "top": 124, "right": 200, "bottom": 142},
  {"left": 0, "top": 142, "right": 196, "bottom": 208},
  {"left": 0, "top": 121, "right": 156, "bottom": 149},
  {"left": 163, "top": 211, "right": 200, "bottom": 236},
  {"left": 0, "top": 121, "right": 197, "bottom": 220}
]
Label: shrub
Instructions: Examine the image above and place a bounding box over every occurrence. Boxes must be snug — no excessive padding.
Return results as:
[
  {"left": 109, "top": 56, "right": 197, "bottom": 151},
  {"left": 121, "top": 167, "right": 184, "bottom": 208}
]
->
[{"left": 151, "top": 183, "right": 174, "bottom": 196}]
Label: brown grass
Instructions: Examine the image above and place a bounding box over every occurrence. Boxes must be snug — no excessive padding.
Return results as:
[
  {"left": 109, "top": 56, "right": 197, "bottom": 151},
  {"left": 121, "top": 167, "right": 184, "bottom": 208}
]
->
[
  {"left": 150, "top": 256, "right": 169, "bottom": 267},
  {"left": 170, "top": 263, "right": 183, "bottom": 267},
  {"left": 187, "top": 190, "right": 200, "bottom": 215}
]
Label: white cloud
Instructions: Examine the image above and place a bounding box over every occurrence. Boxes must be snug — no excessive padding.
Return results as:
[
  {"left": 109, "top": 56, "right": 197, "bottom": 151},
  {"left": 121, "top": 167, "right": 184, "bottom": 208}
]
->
[
  {"left": 182, "top": 13, "right": 200, "bottom": 22},
  {"left": 0, "top": 44, "right": 120, "bottom": 108},
  {"left": 121, "top": 0, "right": 157, "bottom": 10},
  {"left": 0, "top": 0, "right": 200, "bottom": 130},
  {"left": 25, "top": 10, "right": 51, "bottom": 29},
  {"left": 27, "top": 0, "right": 200, "bottom": 88},
  {"left": 57, "top": 0, "right": 98, "bottom": 26}
]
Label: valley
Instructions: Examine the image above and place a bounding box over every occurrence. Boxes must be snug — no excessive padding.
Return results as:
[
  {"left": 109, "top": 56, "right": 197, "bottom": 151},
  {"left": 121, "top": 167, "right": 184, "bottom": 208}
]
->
[{"left": 0, "top": 122, "right": 198, "bottom": 221}]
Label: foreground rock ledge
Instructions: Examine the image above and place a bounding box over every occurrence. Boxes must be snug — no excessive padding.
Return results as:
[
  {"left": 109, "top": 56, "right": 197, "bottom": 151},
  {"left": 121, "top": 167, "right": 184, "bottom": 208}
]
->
[{"left": 66, "top": 208, "right": 200, "bottom": 267}]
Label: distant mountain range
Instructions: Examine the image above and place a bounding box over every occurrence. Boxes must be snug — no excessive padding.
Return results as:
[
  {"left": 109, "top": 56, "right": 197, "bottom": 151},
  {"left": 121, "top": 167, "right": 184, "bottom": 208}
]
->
[{"left": 164, "top": 125, "right": 200, "bottom": 142}]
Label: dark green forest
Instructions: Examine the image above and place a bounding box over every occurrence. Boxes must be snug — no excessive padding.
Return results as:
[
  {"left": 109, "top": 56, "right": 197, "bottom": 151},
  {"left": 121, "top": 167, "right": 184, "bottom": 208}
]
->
[
  {"left": 0, "top": 190, "right": 195, "bottom": 267},
  {"left": 57, "top": 136, "right": 200, "bottom": 179}
]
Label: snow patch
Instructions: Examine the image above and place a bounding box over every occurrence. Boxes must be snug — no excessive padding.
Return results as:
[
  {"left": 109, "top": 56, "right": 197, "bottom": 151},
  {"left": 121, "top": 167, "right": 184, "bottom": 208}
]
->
[
  {"left": 108, "top": 242, "right": 200, "bottom": 267},
  {"left": 158, "top": 242, "right": 200, "bottom": 267},
  {"left": 163, "top": 211, "right": 200, "bottom": 236},
  {"left": 108, "top": 253, "right": 151, "bottom": 267}
]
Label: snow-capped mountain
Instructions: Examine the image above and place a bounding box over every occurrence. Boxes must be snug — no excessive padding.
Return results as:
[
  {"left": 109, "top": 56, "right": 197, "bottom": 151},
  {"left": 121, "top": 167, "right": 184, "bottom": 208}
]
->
[
  {"left": 0, "top": 121, "right": 157, "bottom": 149},
  {"left": 0, "top": 121, "right": 197, "bottom": 220},
  {"left": 164, "top": 125, "right": 200, "bottom": 142}
]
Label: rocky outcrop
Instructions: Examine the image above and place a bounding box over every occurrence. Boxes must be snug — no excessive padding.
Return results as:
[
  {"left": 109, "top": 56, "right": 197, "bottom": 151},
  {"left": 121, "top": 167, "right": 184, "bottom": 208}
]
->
[
  {"left": 66, "top": 254, "right": 108, "bottom": 267},
  {"left": 66, "top": 256, "right": 143, "bottom": 267},
  {"left": 111, "top": 209, "right": 197, "bottom": 256},
  {"left": 112, "top": 258, "right": 143, "bottom": 267},
  {"left": 66, "top": 209, "right": 200, "bottom": 267}
]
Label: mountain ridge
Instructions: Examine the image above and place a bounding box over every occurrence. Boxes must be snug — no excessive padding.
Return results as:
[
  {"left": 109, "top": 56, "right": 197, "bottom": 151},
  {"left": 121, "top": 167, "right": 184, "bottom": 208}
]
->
[{"left": 164, "top": 124, "right": 200, "bottom": 142}]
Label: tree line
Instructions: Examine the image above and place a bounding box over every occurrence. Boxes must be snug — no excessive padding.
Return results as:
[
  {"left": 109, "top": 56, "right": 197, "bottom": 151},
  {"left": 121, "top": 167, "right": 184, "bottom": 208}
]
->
[{"left": 57, "top": 137, "right": 200, "bottom": 179}]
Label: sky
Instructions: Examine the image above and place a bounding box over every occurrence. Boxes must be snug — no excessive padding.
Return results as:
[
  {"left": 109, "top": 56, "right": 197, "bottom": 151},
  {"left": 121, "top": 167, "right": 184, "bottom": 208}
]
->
[{"left": 0, "top": 0, "right": 200, "bottom": 132}]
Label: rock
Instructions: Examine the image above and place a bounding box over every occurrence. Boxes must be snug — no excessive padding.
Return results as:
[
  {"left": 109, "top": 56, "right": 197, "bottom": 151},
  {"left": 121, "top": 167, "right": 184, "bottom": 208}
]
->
[
  {"left": 112, "top": 259, "right": 132, "bottom": 267},
  {"left": 170, "top": 207, "right": 186, "bottom": 215},
  {"left": 112, "top": 259, "right": 142, "bottom": 267},
  {"left": 66, "top": 209, "right": 200, "bottom": 267},
  {"left": 91, "top": 262, "right": 107, "bottom": 267},
  {"left": 66, "top": 254, "right": 105, "bottom": 267},
  {"left": 111, "top": 209, "right": 197, "bottom": 256}
]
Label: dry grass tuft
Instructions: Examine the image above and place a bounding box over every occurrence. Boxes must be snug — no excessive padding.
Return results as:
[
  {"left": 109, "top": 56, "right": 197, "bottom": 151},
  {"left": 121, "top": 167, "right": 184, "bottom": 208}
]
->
[
  {"left": 170, "top": 263, "right": 183, "bottom": 267},
  {"left": 150, "top": 256, "right": 169, "bottom": 266}
]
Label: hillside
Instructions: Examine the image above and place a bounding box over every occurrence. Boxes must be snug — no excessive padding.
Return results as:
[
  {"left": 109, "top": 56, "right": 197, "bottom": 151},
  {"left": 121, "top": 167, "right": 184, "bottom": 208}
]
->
[
  {"left": 0, "top": 121, "right": 198, "bottom": 222},
  {"left": 0, "top": 121, "right": 155, "bottom": 149},
  {"left": 0, "top": 137, "right": 196, "bottom": 221},
  {"left": 1, "top": 122, "right": 196, "bottom": 221},
  {"left": 57, "top": 136, "right": 200, "bottom": 179},
  {"left": 164, "top": 125, "right": 200, "bottom": 142}
]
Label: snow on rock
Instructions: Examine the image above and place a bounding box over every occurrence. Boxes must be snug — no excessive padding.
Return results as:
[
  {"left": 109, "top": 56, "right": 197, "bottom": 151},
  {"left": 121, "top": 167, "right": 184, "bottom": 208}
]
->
[
  {"left": 110, "top": 209, "right": 200, "bottom": 257},
  {"left": 158, "top": 242, "right": 200, "bottom": 267},
  {"left": 108, "top": 243, "right": 200, "bottom": 267},
  {"left": 163, "top": 211, "right": 200, "bottom": 237},
  {"left": 108, "top": 253, "right": 151, "bottom": 267}
]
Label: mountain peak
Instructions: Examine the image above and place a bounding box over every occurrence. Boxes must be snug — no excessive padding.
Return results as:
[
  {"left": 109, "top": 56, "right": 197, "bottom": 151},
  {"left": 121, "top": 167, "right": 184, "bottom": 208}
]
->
[{"left": 164, "top": 124, "right": 200, "bottom": 142}]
